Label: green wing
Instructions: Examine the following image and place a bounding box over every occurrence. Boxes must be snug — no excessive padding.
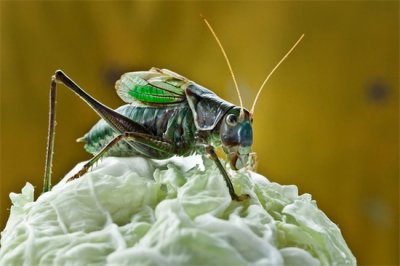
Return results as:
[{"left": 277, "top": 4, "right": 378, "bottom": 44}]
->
[{"left": 115, "top": 68, "right": 189, "bottom": 105}]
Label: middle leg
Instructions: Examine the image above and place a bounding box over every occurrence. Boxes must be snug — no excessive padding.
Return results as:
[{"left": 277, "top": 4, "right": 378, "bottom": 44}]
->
[{"left": 66, "top": 132, "right": 175, "bottom": 182}]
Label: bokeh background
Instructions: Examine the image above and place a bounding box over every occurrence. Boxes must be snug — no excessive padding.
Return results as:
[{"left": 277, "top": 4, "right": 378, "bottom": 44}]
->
[{"left": 1, "top": 1, "right": 398, "bottom": 265}]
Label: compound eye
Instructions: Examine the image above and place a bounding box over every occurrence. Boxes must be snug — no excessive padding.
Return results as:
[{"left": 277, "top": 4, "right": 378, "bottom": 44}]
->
[{"left": 226, "top": 114, "right": 238, "bottom": 127}]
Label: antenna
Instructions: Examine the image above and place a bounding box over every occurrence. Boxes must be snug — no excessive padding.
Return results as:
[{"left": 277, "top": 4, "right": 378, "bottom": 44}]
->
[
  {"left": 202, "top": 15, "right": 244, "bottom": 117},
  {"left": 250, "top": 34, "right": 305, "bottom": 114}
]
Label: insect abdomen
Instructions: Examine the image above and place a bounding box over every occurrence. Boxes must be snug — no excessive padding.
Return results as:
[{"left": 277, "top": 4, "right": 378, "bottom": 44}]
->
[{"left": 79, "top": 104, "right": 195, "bottom": 158}]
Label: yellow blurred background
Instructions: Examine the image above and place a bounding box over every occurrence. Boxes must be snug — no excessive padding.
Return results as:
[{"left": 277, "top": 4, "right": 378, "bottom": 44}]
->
[{"left": 1, "top": 1, "right": 398, "bottom": 265}]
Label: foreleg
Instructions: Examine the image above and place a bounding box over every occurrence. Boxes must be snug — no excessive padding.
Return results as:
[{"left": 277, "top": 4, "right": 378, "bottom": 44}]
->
[{"left": 200, "top": 144, "right": 250, "bottom": 201}]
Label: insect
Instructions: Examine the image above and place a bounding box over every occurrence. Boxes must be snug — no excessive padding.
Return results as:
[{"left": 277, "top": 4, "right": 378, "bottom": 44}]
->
[{"left": 42, "top": 18, "right": 304, "bottom": 201}]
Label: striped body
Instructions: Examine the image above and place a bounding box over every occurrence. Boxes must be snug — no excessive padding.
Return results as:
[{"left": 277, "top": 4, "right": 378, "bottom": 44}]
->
[{"left": 80, "top": 103, "right": 196, "bottom": 159}]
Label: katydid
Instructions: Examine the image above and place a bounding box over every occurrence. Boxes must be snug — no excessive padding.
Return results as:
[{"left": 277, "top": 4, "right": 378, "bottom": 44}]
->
[{"left": 42, "top": 18, "right": 304, "bottom": 201}]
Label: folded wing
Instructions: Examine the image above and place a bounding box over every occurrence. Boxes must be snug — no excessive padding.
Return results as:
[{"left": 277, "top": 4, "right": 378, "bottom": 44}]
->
[{"left": 115, "top": 68, "right": 188, "bottom": 105}]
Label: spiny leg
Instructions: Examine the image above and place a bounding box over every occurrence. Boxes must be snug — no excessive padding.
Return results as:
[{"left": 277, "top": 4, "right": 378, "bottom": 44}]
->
[
  {"left": 43, "top": 76, "right": 57, "bottom": 193},
  {"left": 201, "top": 144, "right": 250, "bottom": 201},
  {"left": 66, "top": 132, "right": 175, "bottom": 182},
  {"left": 42, "top": 70, "right": 151, "bottom": 194}
]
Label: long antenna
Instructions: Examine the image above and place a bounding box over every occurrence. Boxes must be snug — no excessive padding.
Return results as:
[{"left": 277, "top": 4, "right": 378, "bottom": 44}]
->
[
  {"left": 202, "top": 15, "right": 244, "bottom": 117},
  {"left": 251, "top": 34, "right": 305, "bottom": 114}
]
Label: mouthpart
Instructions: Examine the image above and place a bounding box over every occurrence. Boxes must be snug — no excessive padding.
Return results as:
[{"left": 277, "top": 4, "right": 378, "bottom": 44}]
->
[{"left": 226, "top": 146, "right": 252, "bottom": 170}]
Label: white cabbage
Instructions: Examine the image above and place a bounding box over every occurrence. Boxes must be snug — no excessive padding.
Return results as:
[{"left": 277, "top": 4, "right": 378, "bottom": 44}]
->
[{"left": 0, "top": 156, "right": 356, "bottom": 266}]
